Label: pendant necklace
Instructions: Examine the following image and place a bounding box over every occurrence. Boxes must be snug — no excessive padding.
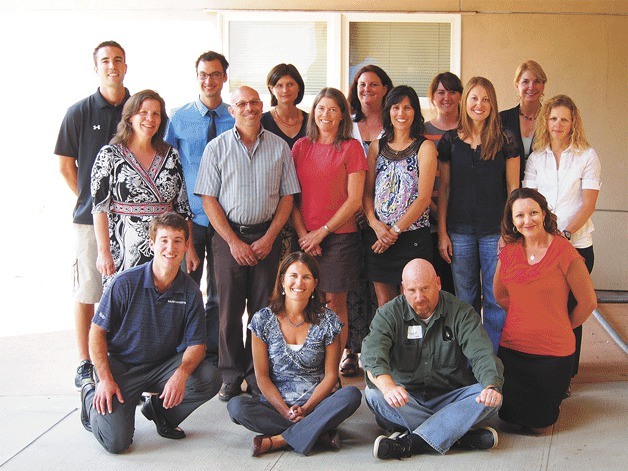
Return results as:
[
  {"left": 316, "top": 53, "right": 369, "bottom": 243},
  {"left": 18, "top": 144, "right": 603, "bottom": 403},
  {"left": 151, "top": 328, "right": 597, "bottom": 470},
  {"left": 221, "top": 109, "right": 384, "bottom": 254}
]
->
[{"left": 284, "top": 315, "right": 305, "bottom": 328}]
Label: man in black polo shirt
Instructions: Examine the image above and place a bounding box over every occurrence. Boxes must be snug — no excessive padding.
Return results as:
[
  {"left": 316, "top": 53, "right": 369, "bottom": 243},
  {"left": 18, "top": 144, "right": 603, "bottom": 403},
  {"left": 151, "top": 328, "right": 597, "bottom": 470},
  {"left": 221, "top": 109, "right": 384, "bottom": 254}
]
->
[{"left": 55, "top": 40, "right": 130, "bottom": 389}]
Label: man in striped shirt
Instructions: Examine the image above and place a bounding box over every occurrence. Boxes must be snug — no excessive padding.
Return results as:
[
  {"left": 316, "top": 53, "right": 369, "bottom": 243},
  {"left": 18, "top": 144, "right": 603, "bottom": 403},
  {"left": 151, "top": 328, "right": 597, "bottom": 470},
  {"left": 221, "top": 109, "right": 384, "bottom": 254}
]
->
[{"left": 195, "top": 86, "right": 300, "bottom": 402}]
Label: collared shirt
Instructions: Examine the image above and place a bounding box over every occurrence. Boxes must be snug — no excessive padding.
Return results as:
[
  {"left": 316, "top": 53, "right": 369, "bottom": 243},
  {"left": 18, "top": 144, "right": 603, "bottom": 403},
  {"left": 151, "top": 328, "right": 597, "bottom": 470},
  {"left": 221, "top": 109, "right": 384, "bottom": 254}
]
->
[
  {"left": 93, "top": 261, "right": 206, "bottom": 365},
  {"left": 165, "top": 98, "right": 234, "bottom": 226},
  {"left": 523, "top": 146, "right": 601, "bottom": 248},
  {"left": 194, "top": 127, "right": 301, "bottom": 225},
  {"left": 361, "top": 291, "right": 503, "bottom": 400},
  {"left": 54, "top": 88, "right": 131, "bottom": 224}
]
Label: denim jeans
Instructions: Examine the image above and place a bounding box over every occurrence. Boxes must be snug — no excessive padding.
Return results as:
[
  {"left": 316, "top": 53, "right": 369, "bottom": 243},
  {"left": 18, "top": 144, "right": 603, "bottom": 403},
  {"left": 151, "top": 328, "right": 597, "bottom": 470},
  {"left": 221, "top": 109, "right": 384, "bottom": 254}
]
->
[
  {"left": 449, "top": 233, "right": 504, "bottom": 352},
  {"left": 365, "top": 383, "right": 498, "bottom": 453}
]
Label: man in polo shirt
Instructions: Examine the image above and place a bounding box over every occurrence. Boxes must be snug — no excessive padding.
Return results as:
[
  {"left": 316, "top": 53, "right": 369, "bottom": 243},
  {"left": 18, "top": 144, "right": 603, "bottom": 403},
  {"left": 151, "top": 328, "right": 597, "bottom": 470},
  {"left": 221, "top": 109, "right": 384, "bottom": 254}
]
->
[
  {"left": 362, "top": 258, "right": 504, "bottom": 460},
  {"left": 80, "top": 213, "right": 221, "bottom": 454},
  {"left": 195, "top": 86, "right": 300, "bottom": 401},
  {"left": 55, "top": 40, "right": 131, "bottom": 389},
  {"left": 165, "top": 51, "right": 235, "bottom": 366}
]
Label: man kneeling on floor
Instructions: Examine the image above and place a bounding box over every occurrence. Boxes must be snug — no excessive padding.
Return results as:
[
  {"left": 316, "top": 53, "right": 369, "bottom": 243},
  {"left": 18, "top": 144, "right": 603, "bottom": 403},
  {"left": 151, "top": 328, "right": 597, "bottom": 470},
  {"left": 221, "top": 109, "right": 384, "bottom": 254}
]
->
[
  {"left": 361, "top": 258, "right": 504, "bottom": 460},
  {"left": 80, "top": 212, "right": 221, "bottom": 453}
]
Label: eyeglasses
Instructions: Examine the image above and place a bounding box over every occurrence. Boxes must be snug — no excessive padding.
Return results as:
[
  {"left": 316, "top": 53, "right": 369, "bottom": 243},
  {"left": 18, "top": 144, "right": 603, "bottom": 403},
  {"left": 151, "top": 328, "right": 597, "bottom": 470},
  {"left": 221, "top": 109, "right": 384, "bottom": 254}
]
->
[
  {"left": 197, "top": 71, "right": 225, "bottom": 81},
  {"left": 233, "top": 100, "right": 262, "bottom": 109}
]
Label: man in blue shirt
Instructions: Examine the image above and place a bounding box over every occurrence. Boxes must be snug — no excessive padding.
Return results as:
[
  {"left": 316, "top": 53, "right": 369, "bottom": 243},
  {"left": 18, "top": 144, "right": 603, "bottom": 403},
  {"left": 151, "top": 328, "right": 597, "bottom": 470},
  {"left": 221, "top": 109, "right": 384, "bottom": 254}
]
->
[
  {"left": 80, "top": 213, "right": 221, "bottom": 454},
  {"left": 165, "top": 51, "right": 234, "bottom": 366}
]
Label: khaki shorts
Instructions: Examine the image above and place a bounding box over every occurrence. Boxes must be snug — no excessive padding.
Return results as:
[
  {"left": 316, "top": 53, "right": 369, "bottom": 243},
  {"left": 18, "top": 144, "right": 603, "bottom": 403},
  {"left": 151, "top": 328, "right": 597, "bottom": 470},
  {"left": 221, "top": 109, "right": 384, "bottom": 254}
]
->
[{"left": 73, "top": 224, "right": 103, "bottom": 304}]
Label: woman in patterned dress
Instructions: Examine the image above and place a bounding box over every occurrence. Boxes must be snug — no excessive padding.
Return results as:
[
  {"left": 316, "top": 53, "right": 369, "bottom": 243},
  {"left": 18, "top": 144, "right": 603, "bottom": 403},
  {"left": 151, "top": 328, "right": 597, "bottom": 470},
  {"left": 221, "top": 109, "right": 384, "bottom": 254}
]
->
[
  {"left": 227, "top": 252, "right": 362, "bottom": 456},
  {"left": 363, "top": 85, "right": 437, "bottom": 306},
  {"left": 91, "top": 90, "right": 196, "bottom": 285}
]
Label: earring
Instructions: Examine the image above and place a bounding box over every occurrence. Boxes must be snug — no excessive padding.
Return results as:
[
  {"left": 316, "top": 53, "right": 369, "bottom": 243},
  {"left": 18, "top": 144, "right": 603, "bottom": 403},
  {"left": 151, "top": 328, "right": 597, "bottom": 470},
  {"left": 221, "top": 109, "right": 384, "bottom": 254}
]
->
[
  {"left": 311, "top": 293, "right": 315, "bottom": 299},
  {"left": 513, "top": 226, "right": 518, "bottom": 233},
  {"left": 281, "top": 290, "right": 285, "bottom": 295}
]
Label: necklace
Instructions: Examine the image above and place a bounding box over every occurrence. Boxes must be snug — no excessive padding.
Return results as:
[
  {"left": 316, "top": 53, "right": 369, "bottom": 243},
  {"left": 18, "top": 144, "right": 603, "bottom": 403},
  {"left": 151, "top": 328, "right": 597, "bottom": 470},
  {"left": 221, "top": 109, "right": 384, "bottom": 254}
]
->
[
  {"left": 519, "top": 109, "right": 538, "bottom": 121},
  {"left": 284, "top": 315, "right": 305, "bottom": 328},
  {"left": 274, "top": 108, "right": 300, "bottom": 127},
  {"left": 529, "top": 254, "right": 536, "bottom": 261}
]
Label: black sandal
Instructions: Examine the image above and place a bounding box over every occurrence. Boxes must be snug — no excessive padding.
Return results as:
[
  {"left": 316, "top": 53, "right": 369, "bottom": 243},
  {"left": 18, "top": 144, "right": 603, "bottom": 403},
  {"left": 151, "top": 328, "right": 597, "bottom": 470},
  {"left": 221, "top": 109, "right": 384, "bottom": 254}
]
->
[{"left": 340, "top": 353, "right": 359, "bottom": 377}]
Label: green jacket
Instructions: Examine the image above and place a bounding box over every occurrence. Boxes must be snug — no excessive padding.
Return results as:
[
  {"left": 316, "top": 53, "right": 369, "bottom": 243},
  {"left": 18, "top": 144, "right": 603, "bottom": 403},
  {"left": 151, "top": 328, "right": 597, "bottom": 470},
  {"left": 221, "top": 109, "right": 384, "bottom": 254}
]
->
[{"left": 361, "top": 291, "right": 504, "bottom": 399}]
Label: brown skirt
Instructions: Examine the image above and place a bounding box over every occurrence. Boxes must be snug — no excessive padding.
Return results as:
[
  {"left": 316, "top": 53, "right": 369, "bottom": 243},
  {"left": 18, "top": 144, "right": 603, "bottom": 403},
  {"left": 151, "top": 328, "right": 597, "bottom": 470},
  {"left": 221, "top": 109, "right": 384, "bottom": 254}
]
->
[{"left": 316, "top": 232, "right": 359, "bottom": 293}]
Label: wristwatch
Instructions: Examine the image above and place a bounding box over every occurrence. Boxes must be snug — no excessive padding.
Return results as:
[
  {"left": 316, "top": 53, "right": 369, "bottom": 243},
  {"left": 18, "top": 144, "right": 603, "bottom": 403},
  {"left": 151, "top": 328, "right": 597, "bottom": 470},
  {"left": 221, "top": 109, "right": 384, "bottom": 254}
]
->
[
  {"left": 487, "top": 386, "right": 502, "bottom": 394},
  {"left": 562, "top": 230, "right": 572, "bottom": 241},
  {"left": 393, "top": 224, "right": 402, "bottom": 234}
]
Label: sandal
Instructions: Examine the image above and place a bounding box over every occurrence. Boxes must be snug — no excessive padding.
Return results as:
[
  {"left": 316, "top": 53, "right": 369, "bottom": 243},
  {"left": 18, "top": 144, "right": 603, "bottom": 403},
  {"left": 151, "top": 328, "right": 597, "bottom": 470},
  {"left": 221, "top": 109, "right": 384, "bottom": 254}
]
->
[
  {"left": 340, "top": 353, "right": 359, "bottom": 377},
  {"left": 252, "top": 435, "right": 273, "bottom": 457},
  {"left": 318, "top": 429, "right": 342, "bottom": 450}
]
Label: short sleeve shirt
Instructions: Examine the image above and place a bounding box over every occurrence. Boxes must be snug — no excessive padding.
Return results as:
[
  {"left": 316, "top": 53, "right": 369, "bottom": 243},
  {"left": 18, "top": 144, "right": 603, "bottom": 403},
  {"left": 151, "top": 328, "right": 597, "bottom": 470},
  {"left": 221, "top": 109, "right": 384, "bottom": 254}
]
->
[
  {"left": 93, "top": 262, "right": 206, "bottom": 365},
  {"left": 54, "top": 88, "right": 130, "bottom": 224},
  {"left": 437, "top": 128, "right": 520, "bottom": 235},
  {"left": 249, "top": 307, "right": 342, "bottom": 406},
  {"left": 292, "top": 137, "right": 367, "bottom": 233}
]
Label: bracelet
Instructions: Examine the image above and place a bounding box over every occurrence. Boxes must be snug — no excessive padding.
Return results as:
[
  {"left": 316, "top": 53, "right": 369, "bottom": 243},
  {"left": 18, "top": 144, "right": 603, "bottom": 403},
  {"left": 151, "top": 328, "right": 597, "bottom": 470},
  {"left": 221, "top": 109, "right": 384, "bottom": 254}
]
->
[
  {"left": 323, "top": 224, "right": 332, "bottom": 233},
  {"left": 487, "top": 386, "right": 501, "bottom": 394}
]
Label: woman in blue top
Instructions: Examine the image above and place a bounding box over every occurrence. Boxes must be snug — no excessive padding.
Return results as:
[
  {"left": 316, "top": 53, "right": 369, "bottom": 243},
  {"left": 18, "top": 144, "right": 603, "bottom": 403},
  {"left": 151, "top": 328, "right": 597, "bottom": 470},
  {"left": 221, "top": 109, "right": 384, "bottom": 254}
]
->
[
  {"left": 227, "top": 252, "right": 362, "bottom": 456},
  {"left": 437, "top": 77, "right": 520, "bottom": 352}
]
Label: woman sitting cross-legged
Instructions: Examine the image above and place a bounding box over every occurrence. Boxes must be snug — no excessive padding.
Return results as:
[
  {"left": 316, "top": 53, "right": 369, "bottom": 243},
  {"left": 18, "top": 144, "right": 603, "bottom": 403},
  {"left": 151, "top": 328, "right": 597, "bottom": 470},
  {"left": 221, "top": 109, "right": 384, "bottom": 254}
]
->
[{"left": 227, "top": 252, "right": 362, "bottom": 456}]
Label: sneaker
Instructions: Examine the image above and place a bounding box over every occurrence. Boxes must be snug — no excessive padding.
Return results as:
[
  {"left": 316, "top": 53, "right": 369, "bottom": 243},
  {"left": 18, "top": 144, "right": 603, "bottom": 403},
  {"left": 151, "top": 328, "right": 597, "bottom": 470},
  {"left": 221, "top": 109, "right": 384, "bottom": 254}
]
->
[
  {"left": 457, "top": 426, "right": 498, "bottom": 450},
  {"left": 75, "top": 360, "right": 94, "bottom": 389},
  {"left": 373, "top": 432, "right": 412, "bottom": 460}
]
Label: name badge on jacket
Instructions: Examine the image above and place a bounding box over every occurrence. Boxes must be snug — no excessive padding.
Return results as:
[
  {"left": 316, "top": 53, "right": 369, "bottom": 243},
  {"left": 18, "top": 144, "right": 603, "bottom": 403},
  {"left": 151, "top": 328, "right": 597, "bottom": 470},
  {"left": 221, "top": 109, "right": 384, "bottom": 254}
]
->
[{"left": 407, "top": 325, "right": 423, "bottom": 339}]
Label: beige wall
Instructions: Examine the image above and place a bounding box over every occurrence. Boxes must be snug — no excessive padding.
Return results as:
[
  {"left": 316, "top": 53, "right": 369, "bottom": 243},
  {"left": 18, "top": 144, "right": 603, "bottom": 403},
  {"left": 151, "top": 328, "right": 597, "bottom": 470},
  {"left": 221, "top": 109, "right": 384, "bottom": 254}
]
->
[{"left": 3, "top": 0, "right": 626, "bottom": 289}]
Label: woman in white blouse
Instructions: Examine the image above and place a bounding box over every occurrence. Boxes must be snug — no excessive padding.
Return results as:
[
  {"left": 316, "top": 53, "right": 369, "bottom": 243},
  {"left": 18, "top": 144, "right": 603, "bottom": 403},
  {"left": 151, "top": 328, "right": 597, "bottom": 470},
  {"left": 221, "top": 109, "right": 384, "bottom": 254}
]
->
[{"left": 523, "top": 94, "right": 601, "bottom": 392}]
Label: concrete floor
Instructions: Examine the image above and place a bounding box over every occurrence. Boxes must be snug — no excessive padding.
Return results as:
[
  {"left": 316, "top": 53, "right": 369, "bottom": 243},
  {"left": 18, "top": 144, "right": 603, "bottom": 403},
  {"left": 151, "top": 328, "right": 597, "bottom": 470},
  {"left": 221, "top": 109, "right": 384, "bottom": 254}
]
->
[{"left": 1, "top": 321, "right": 626, "bottom": 470}]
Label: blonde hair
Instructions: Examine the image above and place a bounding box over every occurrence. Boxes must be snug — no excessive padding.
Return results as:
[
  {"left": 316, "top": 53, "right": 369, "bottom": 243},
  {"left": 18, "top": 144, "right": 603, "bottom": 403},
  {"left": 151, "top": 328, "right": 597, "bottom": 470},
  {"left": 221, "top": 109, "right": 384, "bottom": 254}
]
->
[
  {"left": 459, "top": 77, "right": 504, "bottom": 161},
  {"left": 532, "top": 95, "right": 589, "bottom": 152},
  {"left": 514, "top": 60, "right": 547, "bottom": 85}
]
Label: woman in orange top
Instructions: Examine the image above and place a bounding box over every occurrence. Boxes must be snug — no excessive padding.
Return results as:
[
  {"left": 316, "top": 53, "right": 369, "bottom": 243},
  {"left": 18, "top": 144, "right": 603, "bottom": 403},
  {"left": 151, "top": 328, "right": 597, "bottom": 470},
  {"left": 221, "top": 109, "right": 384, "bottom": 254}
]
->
[{"left": 493, "top": 188, "right": 596, "bottom": 433}]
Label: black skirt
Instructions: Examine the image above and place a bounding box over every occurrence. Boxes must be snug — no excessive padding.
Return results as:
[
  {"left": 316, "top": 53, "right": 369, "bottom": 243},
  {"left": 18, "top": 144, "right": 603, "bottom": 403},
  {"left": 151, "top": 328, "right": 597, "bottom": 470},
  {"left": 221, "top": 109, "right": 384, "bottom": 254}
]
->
[
  {"left": 498, "top": 346, "right": 573, "bottom": 428},
  {"left": 365, "top": 226, "right": 432, "bottom": 284}
]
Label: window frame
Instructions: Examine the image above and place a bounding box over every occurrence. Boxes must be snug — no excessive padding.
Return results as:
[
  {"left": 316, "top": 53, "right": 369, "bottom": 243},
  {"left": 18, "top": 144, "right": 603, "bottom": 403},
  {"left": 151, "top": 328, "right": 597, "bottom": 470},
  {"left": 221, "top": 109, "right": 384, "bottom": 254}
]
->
[{"left": 219, "top": 11, "right": 461, "bottom": 109}]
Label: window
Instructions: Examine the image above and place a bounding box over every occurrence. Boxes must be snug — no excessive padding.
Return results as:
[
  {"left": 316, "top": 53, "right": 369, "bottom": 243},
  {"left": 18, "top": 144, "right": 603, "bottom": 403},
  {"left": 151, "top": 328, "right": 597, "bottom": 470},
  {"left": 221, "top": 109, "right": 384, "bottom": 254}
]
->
[{"left": 220, "top": 11, "right": 460, "bottom": 108}]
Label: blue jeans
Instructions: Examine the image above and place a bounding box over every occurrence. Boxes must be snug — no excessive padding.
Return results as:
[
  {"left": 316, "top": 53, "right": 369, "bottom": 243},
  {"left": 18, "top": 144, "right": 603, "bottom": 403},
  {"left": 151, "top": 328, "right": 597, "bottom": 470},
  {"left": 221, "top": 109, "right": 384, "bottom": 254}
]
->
[
  {"left": 365, "top": 383, "right": 498, "bottom": 454},
  {"left": 449, "top": 233, "right": 504, "bottom": 352}
]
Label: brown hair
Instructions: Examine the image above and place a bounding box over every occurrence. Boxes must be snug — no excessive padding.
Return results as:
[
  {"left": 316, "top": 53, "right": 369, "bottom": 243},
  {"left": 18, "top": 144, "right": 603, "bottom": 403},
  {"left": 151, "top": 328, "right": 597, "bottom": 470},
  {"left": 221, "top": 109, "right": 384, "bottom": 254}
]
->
[
  {"left": 266, "top": 63, "right": 305, "bottom": 106},
  {"left": 459, "top": 77, "right": 504, "bottom": 161},
  {"left": 110, "top": 90, "right": 169, "bottom": 155},
  {"left": 501, "top": 188, "right": 559, "bottom": 244},
  {"left": 269, "top": 252, "right": 325, "bottom": 324},
  {"left": 149, "top": 212, "right": 189, "bottom": 241},
  {"left": 348, "top": 65, "right": 394, "bottom": 122},
  {"left": 306, "top": 88, "right": 354, "bottom": 149},
  {"left": 93, "top": 40, "right": 125, "bottom": 65},
  {"left": 427, "top": 71, "right": 463, "bottom": 107},
  {"left": 532, "top": 94, "right": 590, "bottom": 153}
]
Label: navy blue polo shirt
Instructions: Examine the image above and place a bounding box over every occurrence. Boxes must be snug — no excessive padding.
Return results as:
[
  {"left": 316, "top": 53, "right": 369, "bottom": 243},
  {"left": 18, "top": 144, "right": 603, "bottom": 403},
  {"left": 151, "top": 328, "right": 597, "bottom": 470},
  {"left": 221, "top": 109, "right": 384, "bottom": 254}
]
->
[
  {"left": 93, "top": 261, "right": 206, "bottom": 365},
  {"left": 55, "top": 88, "right": 130, "bottom": 224},
  {"left": 437, "top": 129, "right": 520, "bottom": 235}
]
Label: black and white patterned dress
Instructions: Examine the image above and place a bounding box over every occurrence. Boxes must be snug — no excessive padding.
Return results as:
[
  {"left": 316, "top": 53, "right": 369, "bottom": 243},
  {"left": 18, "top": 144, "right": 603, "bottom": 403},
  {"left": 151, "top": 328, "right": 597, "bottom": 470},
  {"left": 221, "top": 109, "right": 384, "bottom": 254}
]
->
[{"left": 91, "top": 143, "right": 192, "bottom": 284}]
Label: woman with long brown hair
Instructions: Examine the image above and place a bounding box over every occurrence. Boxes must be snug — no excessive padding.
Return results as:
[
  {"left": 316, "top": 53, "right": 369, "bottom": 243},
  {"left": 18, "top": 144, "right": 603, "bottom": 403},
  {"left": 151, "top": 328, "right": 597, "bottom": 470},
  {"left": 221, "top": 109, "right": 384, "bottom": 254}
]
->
[{"left": 437, "top": 77, "right": 520, "bottom": 352}]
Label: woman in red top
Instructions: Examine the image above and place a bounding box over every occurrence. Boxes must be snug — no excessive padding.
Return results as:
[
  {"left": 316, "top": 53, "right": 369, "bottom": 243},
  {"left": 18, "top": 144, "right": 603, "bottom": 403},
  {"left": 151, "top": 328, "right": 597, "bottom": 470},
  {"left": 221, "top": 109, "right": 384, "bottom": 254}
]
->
[
  {"left": 493, "top": 188, "right": 596, "bottom": 433},
  {"left": 292, "top": 87, "right": 368, "bottom": 351}
]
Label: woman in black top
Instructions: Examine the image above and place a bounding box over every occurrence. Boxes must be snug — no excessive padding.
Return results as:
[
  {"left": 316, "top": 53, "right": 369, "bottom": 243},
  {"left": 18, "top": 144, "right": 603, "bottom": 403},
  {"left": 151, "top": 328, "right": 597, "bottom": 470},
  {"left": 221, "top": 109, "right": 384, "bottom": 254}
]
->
[
  {"left": 499, "top": 60, "right": 547, "bottom": 182},
  {"left": 437, "top": 77, "right": 520, "bottom": 353},
  {"left": 261, "top": 63, "right": 308, "bottom": 149}
]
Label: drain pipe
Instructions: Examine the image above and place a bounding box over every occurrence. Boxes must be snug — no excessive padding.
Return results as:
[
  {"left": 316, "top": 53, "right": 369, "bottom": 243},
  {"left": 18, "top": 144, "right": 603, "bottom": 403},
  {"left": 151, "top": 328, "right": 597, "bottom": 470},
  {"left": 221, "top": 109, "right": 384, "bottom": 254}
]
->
[{"left": 593, "top": 309, "right": 628, "bottom": 354}]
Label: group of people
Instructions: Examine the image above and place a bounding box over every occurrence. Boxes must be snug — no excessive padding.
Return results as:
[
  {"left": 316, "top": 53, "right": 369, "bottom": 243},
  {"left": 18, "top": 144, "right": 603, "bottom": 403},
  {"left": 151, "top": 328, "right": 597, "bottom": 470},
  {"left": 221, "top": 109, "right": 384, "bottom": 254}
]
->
[{"left": 55, "top": 40, "right": 600, "bottom": 458}]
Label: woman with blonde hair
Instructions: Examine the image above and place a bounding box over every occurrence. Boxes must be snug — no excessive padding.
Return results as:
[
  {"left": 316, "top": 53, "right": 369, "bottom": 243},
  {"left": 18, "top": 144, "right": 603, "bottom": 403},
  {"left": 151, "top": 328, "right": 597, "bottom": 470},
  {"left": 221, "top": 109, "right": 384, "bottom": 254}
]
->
[
  {"left": 524, "top": 94, "right": 601, "bottom": 391},
  {"left": 500, "top": 60, "right": 548, "bottom": 181},
  {"left": 437, "top": 76, "right": 520, "bottom": 352}
]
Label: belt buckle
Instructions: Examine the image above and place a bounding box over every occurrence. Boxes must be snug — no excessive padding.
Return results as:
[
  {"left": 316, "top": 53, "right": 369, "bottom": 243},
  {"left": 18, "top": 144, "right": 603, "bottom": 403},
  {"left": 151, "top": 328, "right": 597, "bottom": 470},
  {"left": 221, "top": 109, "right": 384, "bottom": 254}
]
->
[{"left": 239, "top": 225, "right": 250, "bottom": 234}]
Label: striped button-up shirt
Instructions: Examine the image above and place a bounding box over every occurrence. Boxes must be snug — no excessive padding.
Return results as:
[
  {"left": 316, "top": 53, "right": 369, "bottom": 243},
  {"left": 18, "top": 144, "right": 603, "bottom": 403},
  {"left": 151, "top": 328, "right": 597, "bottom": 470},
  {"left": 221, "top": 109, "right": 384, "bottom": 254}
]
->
[{"left": 194, "top": 127, "right": 300, "bottom": 225}]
